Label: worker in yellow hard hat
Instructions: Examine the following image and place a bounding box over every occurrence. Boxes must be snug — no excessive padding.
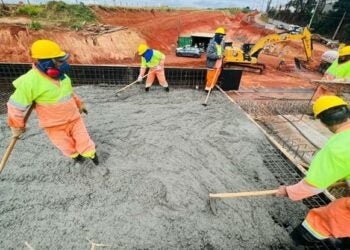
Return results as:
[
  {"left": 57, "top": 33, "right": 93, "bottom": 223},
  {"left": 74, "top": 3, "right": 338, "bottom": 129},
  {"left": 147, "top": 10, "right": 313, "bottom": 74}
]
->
[
  {"left": 136, "top": 43, "right": 169, "bottom": 92},
  {"left": 7, "top": 39, "right": 99, "bottom": 165},
  {"left": 205, "top": 27, "right": 226, "bottom": 91},
  {"left": 324, "top": 45, "right": 350, "bottom": 81},
  {"left": 276, "top": 96, "right": 350, "bottom": 248}
]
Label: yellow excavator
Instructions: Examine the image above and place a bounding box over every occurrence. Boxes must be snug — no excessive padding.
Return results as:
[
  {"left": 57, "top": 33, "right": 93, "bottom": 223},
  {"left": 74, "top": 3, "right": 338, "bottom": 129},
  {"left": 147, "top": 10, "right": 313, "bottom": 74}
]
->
[{"left": 223, "top": 27, "right": 313, "bottom": 73}]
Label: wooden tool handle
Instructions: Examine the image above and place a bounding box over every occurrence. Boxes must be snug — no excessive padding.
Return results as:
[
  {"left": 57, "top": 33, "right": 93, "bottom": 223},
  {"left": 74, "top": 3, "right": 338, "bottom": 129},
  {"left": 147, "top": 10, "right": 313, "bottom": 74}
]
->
[
  {"left": 0, "top": 104, "right": 34, "bottom": 174},
  {"left": 209, "top": 189, "right": 278, "bottom": 199},
  {"left": 116, "top": 70, "right": 153, "bottom": 94}
]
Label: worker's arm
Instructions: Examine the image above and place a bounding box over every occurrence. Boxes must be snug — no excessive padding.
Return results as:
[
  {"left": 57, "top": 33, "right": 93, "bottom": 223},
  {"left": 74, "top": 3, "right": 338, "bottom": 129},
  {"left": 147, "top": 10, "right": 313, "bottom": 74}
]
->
[
  {"left": 157, "top": 57, "right": 165, "bottom": 70},
  {"left": 207, "top": 42, "right": 220, "bottom": 60},
  {"left": 72, "top": 93, "right": 87, "bottom": 114},
  {"left": 278, "top": 144, "right": 349, "bottom": 200},
  {"left": 276, "top": 179, "right": 324, "bottom": 201},
  {"left": 7, "top": 77, "right": 34, "bottom": 129}
]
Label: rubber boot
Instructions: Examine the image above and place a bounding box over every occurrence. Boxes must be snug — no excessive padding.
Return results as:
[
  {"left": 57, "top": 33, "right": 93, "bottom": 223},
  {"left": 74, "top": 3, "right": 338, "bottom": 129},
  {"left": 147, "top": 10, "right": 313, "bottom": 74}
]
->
[
  {"left": 73, "top": 154, "right": 84, "bottom": 163},
  {"left": 90, "top": 153, "right": 99, "bottom": 165}
]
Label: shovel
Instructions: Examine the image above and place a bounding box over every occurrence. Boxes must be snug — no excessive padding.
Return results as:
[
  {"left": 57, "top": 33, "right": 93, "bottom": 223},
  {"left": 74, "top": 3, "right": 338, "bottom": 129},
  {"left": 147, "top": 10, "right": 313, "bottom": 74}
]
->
[{"left": 0, "top": 104, "right": 34, "bottom": 174}]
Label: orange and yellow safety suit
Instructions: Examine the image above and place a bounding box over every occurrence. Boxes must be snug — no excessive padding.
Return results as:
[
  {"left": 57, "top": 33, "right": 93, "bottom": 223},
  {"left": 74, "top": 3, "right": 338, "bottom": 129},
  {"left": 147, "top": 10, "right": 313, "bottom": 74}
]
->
[{"left": 7, "top": 64, "right": 95, "bottom": 159}]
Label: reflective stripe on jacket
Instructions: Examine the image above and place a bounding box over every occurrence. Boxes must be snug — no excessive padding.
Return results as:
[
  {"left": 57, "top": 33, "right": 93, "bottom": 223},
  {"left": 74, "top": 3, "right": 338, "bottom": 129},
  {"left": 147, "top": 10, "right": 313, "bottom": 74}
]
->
[
  {"left": 7, "top": 65, "right": 81, "bottom": 128},
  {"left": 303, "top": 197, "right": 350, "bottom": 238}
]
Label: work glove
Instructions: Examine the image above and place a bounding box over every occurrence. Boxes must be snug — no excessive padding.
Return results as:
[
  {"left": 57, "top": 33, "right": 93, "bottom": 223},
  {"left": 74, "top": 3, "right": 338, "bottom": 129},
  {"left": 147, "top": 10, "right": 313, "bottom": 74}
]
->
[
  {"left": 79, "top": 103, "right": 88, "bottom": 114},
  {"left": 137, "top": 76, "right": 143, "bottom": 82},
  {"left": 275, "top": 186, "right": 288, "bottom": 197},
  {"left": 11, "top": 127, "right": 25, "bottom": 138}
]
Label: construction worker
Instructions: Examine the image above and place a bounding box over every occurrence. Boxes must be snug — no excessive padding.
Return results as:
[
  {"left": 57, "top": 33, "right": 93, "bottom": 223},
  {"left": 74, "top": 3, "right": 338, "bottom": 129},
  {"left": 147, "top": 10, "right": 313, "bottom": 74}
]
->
[
  {"left": 276, "top": 95, "right": 350, "bottom": 248},
  {"left": 324, "top": 45, "right": 350, "bottom": 81},
  {"left": 205, "top": 27, "right": 226, "bottom": 92},
  {"left": 136, "top": 44, "right": 169, "bottom": 92},
  {"left": 7, "top": 39, "right": 99, "bottom": 165}
]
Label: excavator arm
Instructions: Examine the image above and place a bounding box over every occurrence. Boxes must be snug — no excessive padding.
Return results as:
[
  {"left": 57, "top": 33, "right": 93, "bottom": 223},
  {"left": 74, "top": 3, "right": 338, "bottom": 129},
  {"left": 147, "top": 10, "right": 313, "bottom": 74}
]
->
[
  {"left": 249, "top": 27, "right": 312, "bottom": 60},
  {"left": 223, "top": 27, "right": 313, "bottom": 73}
]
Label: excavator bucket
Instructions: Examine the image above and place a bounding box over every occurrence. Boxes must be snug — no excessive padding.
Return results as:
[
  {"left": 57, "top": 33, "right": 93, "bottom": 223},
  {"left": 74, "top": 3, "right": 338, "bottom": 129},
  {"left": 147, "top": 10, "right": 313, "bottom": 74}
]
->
[
  {"left": 294, "top": 57, "right": 303, "bottom": 70},
  {"left": 294, "top": 57, "right": 311, "bottom": 70}
]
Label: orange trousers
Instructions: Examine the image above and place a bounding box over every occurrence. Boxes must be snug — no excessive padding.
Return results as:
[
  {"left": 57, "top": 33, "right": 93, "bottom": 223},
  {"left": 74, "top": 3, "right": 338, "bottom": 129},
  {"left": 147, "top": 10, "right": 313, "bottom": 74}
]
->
[
  {"left": 304, "top": 197, "right": 350, "bottom": 239},
  {"left": 44, "top": 117, "right": 95, "bottom": 158},
  {"left": 146, "top": 69, "right": 168, "bottom": 88},
  {"left": 205, "top": 68, "right": 222, "bottom": 91}
]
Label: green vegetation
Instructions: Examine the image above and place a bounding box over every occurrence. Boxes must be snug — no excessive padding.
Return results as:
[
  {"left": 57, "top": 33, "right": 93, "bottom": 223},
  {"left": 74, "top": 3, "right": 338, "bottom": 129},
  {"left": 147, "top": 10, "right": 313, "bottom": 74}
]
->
[
  {"left": 29, "top": 20, "right": 42, "bottom": 30},
  {"left": 12, "top": 1, "right": 96, "bottom": 29},
  {"left": 260, "top": 14, "right": 269, "bottom": 23},
  {"left": 268, "top": 0, "right": 350, "bottom": 43},
  {"left": 217, "top": 7, "right": 249, "bottom": 15},
  {"left": 16, "top": 5, "right": 44, "bottom": 16}
]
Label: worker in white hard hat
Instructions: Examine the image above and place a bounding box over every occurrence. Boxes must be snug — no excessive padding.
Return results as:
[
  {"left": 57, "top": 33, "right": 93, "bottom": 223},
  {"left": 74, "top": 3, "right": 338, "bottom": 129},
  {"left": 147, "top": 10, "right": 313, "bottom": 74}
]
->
[
  {"left": 136, "top": 44, "right": 169, "bottom": 92},
  {"left": 324, "top": 45, "right": 350, "bottom": 81}
]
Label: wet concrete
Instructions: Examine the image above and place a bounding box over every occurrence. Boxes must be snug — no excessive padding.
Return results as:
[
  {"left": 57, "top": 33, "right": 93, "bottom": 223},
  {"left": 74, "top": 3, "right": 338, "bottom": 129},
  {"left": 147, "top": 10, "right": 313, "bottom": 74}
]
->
[{"left": 0, "top": 86, "right": 308, "bottom": 249}]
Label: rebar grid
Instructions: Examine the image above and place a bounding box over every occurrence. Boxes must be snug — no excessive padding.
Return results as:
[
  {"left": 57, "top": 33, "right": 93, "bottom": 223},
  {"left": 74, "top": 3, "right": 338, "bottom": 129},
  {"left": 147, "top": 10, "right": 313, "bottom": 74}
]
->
[
  {"left": 258, "top": 118, "right": 318, "bottom": 164},
  {"left": 236, "top": 99, "right": 311, "bottom": 116},
  {"left": 0, "top": 63, "right": 208, "bottom": 113}
]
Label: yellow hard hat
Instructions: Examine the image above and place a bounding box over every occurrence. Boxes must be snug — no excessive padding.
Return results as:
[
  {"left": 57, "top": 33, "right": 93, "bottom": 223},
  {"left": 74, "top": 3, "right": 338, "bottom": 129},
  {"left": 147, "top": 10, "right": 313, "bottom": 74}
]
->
[
  {"left": 215, "top": 27, "right": 226, "bottom": 35},
  {"left": 313, "top": 95, "right": 348, "bottom": 117},
  {"left": 137, "top": 44, "right": 148, "bottom": 55},
  {"left": 31, "top": 39, "right": 66, "bottom": 59},
  {"left": 339, "top": 45, "right": 350, "bottom": 57}
]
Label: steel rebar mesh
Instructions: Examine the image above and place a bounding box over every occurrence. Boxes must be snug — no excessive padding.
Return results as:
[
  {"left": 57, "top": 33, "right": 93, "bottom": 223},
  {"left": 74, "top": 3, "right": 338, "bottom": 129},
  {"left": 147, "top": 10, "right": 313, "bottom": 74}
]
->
[
  {"left": 0, "top": 63, "right": 208, "bottom": 113},
  {"left": 236, "top": 99, "right": 311, "bottom": 116}
]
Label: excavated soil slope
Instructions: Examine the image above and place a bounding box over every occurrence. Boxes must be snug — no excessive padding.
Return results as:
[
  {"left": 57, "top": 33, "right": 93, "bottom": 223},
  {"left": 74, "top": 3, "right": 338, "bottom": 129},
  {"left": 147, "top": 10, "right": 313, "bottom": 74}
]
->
[
  {"left": 0, "top": 7, "right": 328, "bottom": 88},
  {"left": 0, "top": 86, "right": 308, "bottom": 249}
]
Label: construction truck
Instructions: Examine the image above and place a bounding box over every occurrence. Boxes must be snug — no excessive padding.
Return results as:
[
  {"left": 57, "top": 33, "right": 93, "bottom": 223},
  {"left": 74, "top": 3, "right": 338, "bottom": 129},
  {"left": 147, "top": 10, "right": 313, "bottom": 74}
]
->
[{"left": 223, "top": 27, "right": 313, "bottom": 73}]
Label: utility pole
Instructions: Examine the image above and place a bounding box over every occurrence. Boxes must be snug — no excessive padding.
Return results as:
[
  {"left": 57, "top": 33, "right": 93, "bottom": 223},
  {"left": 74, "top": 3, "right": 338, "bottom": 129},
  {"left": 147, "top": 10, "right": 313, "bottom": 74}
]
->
[
  {"left": 332, "top": 11, "right": 346, "bottom": 40},
  {"left": 308, "top": 0, "right": 320, "bottom": 28}
]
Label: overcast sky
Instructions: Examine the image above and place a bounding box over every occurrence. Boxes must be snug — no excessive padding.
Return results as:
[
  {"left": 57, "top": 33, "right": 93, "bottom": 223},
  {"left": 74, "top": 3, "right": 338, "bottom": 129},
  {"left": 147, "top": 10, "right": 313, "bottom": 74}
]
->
[{"left": 4, "top": 0, "right": 290, "bottom": 10}]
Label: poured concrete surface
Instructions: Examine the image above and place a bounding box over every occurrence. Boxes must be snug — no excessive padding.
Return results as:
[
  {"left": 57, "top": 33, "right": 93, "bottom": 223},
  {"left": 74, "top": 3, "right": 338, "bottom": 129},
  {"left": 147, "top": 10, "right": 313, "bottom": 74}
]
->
[{"left": 0, "top": 86, "right": 308, "bottom": 249}]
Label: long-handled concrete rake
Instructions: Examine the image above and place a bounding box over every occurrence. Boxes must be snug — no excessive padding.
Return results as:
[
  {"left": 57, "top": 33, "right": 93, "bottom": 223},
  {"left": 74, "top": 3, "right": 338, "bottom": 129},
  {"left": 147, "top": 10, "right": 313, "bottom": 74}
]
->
[
  {"left": 115, "top": 71, "right": 152, "bottom": 95},
  {"left": 208, "top": 181, "right": 348, "bottom": 214},
  {"left": 208, "top": 189, "right": 278, "bottom": 215},
  {"left": 0, "top": 104, "right": 34, "bottom": 174}
]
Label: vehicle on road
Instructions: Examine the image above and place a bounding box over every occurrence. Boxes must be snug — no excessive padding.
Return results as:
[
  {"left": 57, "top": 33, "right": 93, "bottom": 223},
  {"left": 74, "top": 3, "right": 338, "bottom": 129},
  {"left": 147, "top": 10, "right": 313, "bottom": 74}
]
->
[
  {"left": 276, "top": 24, "right": 284, "bottom": 29},
  {"left": 176, "top": 46, "right": 201, "bottom": 58}
]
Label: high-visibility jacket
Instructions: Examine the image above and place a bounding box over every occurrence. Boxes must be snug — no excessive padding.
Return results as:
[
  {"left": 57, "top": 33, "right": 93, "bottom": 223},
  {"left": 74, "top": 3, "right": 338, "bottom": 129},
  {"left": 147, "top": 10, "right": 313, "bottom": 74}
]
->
[
  {"left": 325, "top": 60, "right": 350, "bottom": 81},
  {"left": 206, "top": 38, "right": 225, "bottom": 69},
  {"left": 7, "top": 64, "right": 81, "bottom": 128},
  {"left": 286, "top": 129, "right": 350, "bottom": 239},
  {"left": 141, "top": 50, "right": 165, "bottom": 68}
]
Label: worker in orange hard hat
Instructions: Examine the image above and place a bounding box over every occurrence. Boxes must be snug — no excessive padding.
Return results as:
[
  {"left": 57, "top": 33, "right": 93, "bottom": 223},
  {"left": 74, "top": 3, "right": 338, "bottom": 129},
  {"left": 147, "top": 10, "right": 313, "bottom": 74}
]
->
[
  {"left": 7, "top": 39, "right": 99, "bottom": 165},
  {"left": 205, "top": 27, "right": 226, "bottom": 91},
  {"left": 324, "top": 45, "right": 350, "bottom": 81},
  {"left": 276, "top": 95, "right": 350, "bottom": 248},
  {"left": 136, "top": 43, "right": 169, "bottom": 92}
]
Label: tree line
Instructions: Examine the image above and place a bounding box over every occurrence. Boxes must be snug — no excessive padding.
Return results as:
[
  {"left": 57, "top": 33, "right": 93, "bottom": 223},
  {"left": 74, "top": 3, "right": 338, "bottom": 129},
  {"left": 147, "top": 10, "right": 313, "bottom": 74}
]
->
[{"left": 267, "top": 0, "right": 350, "bottom": 43}]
